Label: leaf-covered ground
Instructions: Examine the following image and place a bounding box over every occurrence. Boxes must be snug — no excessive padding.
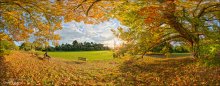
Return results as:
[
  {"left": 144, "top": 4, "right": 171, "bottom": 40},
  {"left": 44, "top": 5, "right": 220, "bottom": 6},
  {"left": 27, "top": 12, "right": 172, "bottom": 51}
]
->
[{"left": 0, "top": 51, "right": 220, "bottom": 85}]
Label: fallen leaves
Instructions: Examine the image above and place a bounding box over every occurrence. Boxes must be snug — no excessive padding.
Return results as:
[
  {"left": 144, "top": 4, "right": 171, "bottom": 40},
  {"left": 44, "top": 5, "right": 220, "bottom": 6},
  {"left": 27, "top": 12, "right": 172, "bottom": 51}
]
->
[{"left": 0, "top": 51, "right": 220, "bottom": 85}]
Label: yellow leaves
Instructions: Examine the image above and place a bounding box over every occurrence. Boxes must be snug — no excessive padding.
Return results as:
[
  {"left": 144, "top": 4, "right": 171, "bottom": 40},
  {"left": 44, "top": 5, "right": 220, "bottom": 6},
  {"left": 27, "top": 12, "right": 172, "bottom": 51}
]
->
[
  {"left": 55, "top": 23, "right": 62, "bottom": 30},
  {"left": 5, "top": 11, "right": 16, "bottom": 16},
  {"left": 1, "top": 0, "right": 65, "bottom": 43},
  {"left": 64, "top": 13, "right": 75, "bottom": 23},
  {"left": 53, "top": 35, "right": 61, "bottom": 41},
  {"left": 0, "top": 33, "right": 11, "bottom": 41}
]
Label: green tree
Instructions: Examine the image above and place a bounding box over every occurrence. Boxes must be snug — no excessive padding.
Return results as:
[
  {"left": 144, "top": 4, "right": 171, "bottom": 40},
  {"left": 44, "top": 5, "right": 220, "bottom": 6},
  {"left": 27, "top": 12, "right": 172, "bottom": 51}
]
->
[
  {"left": 20, "top": 42, "right": 32, "bottom": 51},
  {"left": 0, "top": 32, "right": 17, "bottom": 56},
  {"left": 72, "top": 40, "right": 79, "bottom": 51}
]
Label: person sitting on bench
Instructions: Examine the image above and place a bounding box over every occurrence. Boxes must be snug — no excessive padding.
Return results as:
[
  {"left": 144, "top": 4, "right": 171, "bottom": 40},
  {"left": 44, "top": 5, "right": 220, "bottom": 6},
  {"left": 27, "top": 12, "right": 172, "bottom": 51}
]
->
[{"left": 44, "top": 51, "right": 51, "bottom": 60}]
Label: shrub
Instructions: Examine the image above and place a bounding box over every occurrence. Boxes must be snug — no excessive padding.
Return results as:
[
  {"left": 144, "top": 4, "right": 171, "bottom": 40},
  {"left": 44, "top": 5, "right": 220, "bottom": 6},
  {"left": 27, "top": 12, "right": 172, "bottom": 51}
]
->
[
  {"left": 198, "top": 56, "right": 220, "bottom": 66},
  {"left": 199, "top": 44, "right": 220, "bottom": 66},
  {"left": 0, "top": 40, "right": 17, "bottom": 57}
]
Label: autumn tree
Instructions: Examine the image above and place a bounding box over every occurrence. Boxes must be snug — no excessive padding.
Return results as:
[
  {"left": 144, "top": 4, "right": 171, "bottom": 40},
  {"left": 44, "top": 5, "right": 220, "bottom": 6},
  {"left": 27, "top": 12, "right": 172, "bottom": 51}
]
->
[
  {"left": 111, "top": 1, "right": 176, "bottom": 57},
  {"left": 0, "top": 0, "right": 119, "bottom": 55},
  {"left": 0, "top": 0, "right": 64, "bottom": 49},
  {"left": 112, "top": 0, "right": 220, "bottom": 58}
]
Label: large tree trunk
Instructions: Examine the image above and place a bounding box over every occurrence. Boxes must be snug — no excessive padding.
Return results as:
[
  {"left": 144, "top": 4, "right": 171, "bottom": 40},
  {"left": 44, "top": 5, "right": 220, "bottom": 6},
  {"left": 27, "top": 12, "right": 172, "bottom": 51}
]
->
[
  {"left": 192, "top": 42, "right": 199, "bottom": 58},
  {"left": 161, "top": 0, "right": 201, "bottom": 58},
  {"left": 193, "top": 35, "right": 200, "bottom": 58}
]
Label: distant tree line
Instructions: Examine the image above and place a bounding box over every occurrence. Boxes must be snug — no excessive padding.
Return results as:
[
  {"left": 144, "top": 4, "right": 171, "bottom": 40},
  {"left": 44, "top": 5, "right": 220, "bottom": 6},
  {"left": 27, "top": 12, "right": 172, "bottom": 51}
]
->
[
  {"left": 19, "top": 40, "right": 110, "bottom": 51},
  {"left": 48, "top": 40, "right": 110, "bottom": 51}
]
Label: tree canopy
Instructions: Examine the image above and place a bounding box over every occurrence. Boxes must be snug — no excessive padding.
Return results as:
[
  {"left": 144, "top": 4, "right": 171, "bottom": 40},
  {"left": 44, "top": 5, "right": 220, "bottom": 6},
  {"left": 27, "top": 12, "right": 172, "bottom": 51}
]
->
[
  {"left": 112, "top": 0, "right": 220, "bottom": 58},
  {"left": 0, "top": 0, "right": 117, "bottom": 46}
]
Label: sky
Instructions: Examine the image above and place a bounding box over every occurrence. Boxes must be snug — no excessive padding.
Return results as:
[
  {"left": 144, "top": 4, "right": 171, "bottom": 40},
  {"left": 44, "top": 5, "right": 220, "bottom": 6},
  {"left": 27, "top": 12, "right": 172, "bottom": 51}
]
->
[{"left": 56, "top": 18, "right": 124, "bottom": 48}]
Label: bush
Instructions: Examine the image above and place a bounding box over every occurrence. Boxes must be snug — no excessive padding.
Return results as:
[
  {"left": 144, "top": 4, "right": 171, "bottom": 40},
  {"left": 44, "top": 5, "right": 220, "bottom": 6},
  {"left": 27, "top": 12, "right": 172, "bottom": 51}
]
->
[
  {"left": 0, "top": 49, "right": 10, "bottom": 57},
  {"left": 200, "top": 44, "right": 220, "bottom": 58},
  {"left": 198, "top": 44, "right": 220, "bottom": 66},
  {"left": 198, "top": 56, "right": 220, "bottom": 66},
  {"left": 0, "top": 40, "right": 17, "bottom": 57}
]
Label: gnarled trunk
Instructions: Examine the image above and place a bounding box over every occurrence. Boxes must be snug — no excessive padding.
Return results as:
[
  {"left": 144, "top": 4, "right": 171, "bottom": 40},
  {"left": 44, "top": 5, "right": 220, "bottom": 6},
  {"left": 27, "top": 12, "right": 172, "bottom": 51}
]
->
[{"left": 192, "top": 42, "right": 199, "bottom": 58}]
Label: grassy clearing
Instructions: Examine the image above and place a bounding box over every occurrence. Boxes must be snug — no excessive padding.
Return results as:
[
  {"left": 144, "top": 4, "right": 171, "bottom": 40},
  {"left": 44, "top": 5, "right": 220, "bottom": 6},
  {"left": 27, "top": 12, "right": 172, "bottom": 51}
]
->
[
  {"left": 0, "top": 51, "right": 219, "bottom": 85},
  {"left": 42, "top": 51, "right": 189, "bottom": 61},
  {"left": 38, "top": 51, "right": 113, "bottom": 61}
]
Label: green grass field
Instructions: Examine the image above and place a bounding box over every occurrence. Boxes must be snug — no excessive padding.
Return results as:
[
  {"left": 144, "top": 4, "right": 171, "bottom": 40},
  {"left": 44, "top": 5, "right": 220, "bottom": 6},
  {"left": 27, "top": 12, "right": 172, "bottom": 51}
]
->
[
  {"left": 38, "top": 51, "right": 191, "bottom": 61},
  {"left": 41, "top": 51, "right": 113, "bottom": 61}
]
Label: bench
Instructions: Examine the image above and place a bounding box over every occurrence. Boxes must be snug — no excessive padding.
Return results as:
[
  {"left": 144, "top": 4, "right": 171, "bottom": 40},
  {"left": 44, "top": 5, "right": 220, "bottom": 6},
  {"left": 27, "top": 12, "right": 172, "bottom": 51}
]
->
[{"left": 78, "top": 57, "right": 87, "bottom": 61}]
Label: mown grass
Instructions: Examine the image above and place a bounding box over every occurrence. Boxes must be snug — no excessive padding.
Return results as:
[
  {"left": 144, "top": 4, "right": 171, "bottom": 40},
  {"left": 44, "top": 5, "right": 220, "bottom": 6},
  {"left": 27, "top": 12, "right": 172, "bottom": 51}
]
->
[
  {"left": 38, "top": 51, "right": 113, "bottom": 61},
  {"left": 41, "top": 51, "right": 190, "bottom": 61},
  {"left": 1, "top": 51, "right": 219, "bottom": 85}
]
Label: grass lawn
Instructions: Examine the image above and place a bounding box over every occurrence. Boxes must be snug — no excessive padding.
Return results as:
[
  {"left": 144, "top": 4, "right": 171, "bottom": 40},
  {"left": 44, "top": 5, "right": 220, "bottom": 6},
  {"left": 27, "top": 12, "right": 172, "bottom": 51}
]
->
[
  {"left": 39, "top": 51, "right": 113, "bottom": 61},
  {"left": 38, "top": 51, "right": 191, "bottom": 61}
]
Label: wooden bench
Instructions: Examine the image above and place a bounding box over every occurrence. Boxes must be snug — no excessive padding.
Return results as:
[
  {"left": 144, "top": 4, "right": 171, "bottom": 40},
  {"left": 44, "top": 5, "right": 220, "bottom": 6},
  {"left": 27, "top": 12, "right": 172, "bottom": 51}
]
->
[{"left": 78, "top": 57, "right": 86, "bottom": 61}]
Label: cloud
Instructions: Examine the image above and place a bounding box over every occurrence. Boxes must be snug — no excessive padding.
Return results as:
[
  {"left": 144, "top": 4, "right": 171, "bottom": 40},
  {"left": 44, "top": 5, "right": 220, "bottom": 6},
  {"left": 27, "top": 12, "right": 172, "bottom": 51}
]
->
[{"left": 56, "top": 18, "right": 123, "bottom": 48}]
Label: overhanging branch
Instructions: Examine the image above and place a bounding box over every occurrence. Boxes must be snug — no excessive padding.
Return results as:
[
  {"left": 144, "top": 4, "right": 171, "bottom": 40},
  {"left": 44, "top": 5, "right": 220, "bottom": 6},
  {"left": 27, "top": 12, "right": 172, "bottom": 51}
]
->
[
  {"left": 197, "top": 3, "right": 220, "bottom": 18},
  {"left": 85, "top": 0, "right": 101, "bottom": 16}
]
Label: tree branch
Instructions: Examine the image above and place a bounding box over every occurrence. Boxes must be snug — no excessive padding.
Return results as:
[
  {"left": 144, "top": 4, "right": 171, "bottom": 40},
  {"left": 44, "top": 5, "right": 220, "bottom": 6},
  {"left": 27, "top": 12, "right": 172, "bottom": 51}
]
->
[
  {"left": 149, "top": 35, "right": 183, "bottom": 51},
  {"left": 74, "top": 0, "right": 87, "bottom": 10},
  {"left": 85, "top": 0, "right": 101, "bottom": 16},
  {"left": 193, "top": 0, "right": 203, "bottom": 17},
  {"left": 197, "top": 3, "right": 220, "bottom": 18}
]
